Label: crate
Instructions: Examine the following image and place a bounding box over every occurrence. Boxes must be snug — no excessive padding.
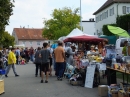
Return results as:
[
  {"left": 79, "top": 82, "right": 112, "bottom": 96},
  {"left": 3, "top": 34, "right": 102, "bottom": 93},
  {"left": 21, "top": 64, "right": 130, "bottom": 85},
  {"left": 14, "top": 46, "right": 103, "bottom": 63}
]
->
[
  {"left": 0, "top": 80, "right": 4, "bottom": 94},
  {"left": 0, "top": 69, "right": 5, "bottom": 75}
]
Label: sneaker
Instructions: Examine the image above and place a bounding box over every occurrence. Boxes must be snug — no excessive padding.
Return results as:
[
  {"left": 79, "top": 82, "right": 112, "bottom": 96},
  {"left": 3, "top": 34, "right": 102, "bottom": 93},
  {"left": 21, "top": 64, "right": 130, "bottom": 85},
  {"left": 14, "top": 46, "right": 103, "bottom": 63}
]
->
[
  {"left": 45, "top": 80, "right": 48, "bottom": 83},
  {"left": 5, "top": 75, "right": 8, "bottom": 77},
  {"left": 35, "top": 75, "right": 37, "bottom": 77},
  {"left": 57, "top": 77, "right": 60, "bottom": 80},
  {"left": 59, "top": 78, "right": 62, "bottom": 81},
  {"left": 41, "top": 80, "right": 43, "bottom": 83},
  {"left": 15, "top": 74, "right": 19, "bottom": 77}
]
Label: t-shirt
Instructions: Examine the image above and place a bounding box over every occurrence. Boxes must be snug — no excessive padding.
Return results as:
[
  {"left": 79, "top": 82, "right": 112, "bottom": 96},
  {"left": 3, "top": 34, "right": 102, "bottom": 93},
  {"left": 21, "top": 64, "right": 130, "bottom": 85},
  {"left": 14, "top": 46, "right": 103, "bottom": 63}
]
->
[
  {"left": 54, "top": 46, "right": 65, "bottom": 62},
  {"left": 40, "top": 49, "right": 50, "bottom": 63}
]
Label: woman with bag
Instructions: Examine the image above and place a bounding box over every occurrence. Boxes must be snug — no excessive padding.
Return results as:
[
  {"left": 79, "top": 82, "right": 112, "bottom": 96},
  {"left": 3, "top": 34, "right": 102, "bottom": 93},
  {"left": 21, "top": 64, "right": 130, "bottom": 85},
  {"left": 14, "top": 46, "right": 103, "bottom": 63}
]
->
[{"left": 34, "top": 47, "right": 42, "bottom": 77}]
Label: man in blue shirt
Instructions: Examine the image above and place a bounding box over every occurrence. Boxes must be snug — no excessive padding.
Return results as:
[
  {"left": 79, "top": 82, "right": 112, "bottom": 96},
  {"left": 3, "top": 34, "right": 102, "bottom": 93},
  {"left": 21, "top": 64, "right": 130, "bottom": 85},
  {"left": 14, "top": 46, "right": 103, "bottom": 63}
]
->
[{"left": 15, "top": 47, "right": 20, "bottom": 65}]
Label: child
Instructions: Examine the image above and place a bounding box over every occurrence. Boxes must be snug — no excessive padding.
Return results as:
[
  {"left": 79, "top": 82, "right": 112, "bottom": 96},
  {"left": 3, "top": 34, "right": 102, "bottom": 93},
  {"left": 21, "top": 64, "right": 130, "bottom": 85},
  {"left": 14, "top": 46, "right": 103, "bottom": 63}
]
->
[{"left": 21, "top": 58, "right": 25, "bottom": 65}]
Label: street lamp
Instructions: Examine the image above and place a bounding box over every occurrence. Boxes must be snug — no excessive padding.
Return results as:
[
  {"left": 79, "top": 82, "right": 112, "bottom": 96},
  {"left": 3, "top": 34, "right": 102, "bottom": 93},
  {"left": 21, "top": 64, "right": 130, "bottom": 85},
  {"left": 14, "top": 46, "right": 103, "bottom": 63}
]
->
[{"left": 80, "top": 0, "right": 82, "bottom": 30}]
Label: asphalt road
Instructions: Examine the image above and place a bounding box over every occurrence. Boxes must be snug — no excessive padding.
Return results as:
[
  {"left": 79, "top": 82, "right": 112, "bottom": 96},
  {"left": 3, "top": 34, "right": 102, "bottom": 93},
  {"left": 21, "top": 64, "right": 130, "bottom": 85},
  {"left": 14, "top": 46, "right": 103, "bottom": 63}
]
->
[{"left": 1, "top": 63, "right": 101, "bottom": 97}]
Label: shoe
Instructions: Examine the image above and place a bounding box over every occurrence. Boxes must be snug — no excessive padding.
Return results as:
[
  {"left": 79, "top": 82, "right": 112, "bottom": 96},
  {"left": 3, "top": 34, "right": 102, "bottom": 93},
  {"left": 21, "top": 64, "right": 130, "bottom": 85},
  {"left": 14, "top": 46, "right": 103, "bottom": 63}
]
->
[
  {"left": 15, "top": 74, "right": 19, "bottom": 77},
  {"left": 41, "top": 80, "right": 43, "bottom": 83},
  {"left": 57, "top": 77, "right": 60, "bottom": 80},
  {"left": 59, "top": 78, "right": 62, "bottom": 81},
  {"left": 35, "top": 75, "right": 37, "bottom": 77},
  {"left": 5, "top": 75, "right": 8, "bottom": 77},
  {"left": 45, "top": 80, "right": 48, "bottom": 83}
]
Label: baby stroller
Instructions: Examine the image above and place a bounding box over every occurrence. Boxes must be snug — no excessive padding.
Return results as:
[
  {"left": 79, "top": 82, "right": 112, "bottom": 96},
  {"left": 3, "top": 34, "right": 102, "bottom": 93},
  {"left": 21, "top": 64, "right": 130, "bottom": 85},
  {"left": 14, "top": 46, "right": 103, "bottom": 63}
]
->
[{"left": 64, "top": 63, "right": 75, "bottom": 79}]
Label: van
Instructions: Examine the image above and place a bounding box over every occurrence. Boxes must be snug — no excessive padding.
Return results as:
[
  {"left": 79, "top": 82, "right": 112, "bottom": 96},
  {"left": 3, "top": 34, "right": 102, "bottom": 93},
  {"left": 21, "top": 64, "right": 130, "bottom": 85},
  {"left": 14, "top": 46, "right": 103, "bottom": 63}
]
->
[{"left": 115, "top": 38, "right": 130, "bottom": 55}]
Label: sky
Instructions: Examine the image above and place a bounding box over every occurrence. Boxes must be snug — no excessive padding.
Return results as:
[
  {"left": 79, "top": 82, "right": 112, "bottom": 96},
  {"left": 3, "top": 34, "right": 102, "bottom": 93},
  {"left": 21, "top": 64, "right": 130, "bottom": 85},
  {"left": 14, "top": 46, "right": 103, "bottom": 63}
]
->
[{"left": 5, "top": 0, "right": 106, "bottom": 34}]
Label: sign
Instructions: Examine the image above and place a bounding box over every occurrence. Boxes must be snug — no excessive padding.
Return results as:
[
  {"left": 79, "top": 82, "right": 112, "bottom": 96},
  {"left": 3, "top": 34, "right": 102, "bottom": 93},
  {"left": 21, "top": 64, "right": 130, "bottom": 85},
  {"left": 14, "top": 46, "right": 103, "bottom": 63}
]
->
[
  {"left": 85, "top": 65, "right": 96, "bottom": 88},
  {"left": 99, "top": 63, "right": 106, "bottom": 70}
]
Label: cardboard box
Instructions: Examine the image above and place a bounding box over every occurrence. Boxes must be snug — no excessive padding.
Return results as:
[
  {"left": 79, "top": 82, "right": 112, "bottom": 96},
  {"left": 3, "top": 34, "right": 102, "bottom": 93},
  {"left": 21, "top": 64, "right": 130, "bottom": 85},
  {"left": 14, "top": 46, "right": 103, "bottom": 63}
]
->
[
  {"left": 98, "top": 85, "right": 108, "bottom": 97},
  {"left": 0, "top": 80, "right": 4, "bottom": 94},
  {"left": 112, "top": 93, "right": 118, "bottom": 97},
  {"left": 118, "top": 90, "right": 127, "bottom": 97}
]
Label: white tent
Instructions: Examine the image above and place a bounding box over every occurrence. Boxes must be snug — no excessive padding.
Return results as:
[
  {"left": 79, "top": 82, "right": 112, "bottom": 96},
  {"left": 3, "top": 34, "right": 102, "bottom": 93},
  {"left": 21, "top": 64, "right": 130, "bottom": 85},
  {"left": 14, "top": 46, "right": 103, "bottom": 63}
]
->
[
  {"left": 58, "top": 36, "right": 66, "bottom": 41},
  {"left": 66, "top": 28, "right": 97, "bottom": 38},
  {"left": 58, "top": 28, "right": 97, "bottom": 41}
]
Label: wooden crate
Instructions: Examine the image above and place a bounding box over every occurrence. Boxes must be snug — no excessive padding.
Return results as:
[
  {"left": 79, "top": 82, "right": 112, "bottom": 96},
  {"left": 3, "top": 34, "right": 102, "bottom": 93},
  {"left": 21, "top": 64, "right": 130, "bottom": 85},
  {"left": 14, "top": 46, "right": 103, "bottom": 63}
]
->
[{"left": 0, "top": 80, "right": 4, "bottom": 94}]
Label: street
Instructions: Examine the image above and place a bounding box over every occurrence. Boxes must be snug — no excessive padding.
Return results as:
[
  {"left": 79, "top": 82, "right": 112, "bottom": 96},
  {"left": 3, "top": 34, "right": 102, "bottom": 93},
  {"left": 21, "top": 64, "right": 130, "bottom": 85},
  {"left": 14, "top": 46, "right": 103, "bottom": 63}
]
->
[{"left": 1, "top": 63, "right": 101, "bottom": 97}]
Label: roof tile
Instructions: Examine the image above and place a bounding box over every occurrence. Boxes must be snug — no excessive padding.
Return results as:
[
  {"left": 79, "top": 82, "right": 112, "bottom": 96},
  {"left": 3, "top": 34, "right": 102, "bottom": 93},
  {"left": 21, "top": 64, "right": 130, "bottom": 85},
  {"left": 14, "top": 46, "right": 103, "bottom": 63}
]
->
[{"left": 13, "top": 28, "right": 45, "bottom": 40}]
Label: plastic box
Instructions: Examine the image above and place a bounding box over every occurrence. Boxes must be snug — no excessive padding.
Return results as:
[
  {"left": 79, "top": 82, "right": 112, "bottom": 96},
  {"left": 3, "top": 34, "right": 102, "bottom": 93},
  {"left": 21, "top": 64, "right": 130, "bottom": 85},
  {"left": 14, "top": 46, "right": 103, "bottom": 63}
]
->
[{"left": 0, "top": 70, "right": 5, "bottom": 75}]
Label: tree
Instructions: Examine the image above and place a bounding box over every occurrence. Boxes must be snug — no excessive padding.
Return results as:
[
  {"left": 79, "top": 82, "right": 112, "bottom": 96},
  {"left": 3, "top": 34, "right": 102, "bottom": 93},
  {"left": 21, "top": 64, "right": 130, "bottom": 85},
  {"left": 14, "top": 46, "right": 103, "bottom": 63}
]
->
[
  {"left": 1, "top": 31, "right": 15, "bottom": 47},
  {"left": 102, "top": 24, "right": 117, "bottom": 36},
  {"left": 116, "top": 14, "right": 130, "bottom": 33},
  {"left": 42, "top": 7, "right": 80, "bottom": 40},
  {"left": 0, "top": 0, "right": 14, "bottom": 42}
]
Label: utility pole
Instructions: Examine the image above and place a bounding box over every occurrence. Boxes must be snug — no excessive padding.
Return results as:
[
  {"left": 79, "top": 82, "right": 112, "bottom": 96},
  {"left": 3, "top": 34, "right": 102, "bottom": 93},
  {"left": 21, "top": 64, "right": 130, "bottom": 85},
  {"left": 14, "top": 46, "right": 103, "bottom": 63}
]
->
[{"left": 80, "top": 0, "right": 82, "bottom": 31}]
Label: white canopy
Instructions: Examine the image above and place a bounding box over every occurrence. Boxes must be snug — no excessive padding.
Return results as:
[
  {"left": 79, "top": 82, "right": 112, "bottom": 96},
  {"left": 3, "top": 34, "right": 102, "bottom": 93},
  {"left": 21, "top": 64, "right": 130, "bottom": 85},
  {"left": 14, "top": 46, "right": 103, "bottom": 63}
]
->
[
  {"left": 66, "top": 28, "right": 97, "bottom": 38},
  {"left": 58, "top": 28, "right": 97, "bottom": 41}
]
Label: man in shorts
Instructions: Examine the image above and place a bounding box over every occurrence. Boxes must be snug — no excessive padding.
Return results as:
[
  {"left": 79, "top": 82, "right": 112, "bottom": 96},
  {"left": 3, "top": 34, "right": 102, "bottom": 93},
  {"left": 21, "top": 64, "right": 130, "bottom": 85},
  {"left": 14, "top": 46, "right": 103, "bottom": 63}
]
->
[{"left": 40, "top": 42, "right": 51, "bottom": 83}]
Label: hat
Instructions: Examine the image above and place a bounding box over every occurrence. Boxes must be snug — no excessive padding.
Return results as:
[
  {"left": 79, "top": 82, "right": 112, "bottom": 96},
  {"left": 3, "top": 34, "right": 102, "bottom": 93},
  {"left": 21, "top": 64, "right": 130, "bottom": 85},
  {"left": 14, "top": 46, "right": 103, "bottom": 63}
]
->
[{"left": 91, "top": 45, "right": 95, "bottom": 48}]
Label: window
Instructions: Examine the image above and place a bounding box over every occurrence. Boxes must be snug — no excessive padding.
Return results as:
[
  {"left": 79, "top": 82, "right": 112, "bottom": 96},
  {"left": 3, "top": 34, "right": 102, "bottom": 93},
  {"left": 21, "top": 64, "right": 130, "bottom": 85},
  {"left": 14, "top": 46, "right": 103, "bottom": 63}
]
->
[
  {"left": 106, "top": 10, "right": 108, "bottom": 18},
  {"left": 110, "top": 7, "right": 114, "bottom": 16},
  {"left": 37, "top": 41, "right": 40, "bottom": 45},
  {"left": 127, "top": 7, "right": 130, "bottom": 13},
  {"left": 120, "top": 39, "right": 127, "bottom": 47},
  {"left": 122, "top": 6, "right": 126, "bottom": 14},
  {"left": 30, "top": 41, "right": 32, "bottom": 45},
  {"left": 23, "top": 41, "right": 25, "bottom": 44}
]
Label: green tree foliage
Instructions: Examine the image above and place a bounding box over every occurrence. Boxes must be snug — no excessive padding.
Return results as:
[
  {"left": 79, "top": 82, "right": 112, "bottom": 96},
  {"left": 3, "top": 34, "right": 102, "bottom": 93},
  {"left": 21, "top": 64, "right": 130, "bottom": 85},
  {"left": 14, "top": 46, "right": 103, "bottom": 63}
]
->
[
  {"left": 2, "top": 31, "right": 15, "bottom": 47},
  {"left": 0, "top": 0, "right": 14, "bottom": 42},
  {"left": 42, "top": 7, "right": 80, "bottom": 40},
  {"left": 102, "top": 24, "right": 117, "bottom": 36},
  {"left": 116, "top": 14, "right": 130, "bottom": 32}
]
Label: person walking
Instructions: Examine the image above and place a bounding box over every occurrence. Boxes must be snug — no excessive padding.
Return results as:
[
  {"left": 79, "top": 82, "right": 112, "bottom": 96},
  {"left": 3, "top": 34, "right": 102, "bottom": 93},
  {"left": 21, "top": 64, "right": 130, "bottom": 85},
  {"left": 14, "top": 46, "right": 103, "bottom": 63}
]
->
[
  {"left": 54, "top": 41, "right": 65, "bottom": 81},
  {"left": 40, "top": 43, "right": 51, "bottom": 83},
  {"left": 29, "top": 47, "right": 35, "bottom": 62},
  {"left": 47, "top": 44, "right": 53, "bottom": 76},
  {"left": 15, "top": 47, "right": 20, "bottom": 65},
  {"left": 34, "top": 47, "right": 41, "bottom": 77},
  {"left": 5, "top": 48, "right": 19, "bottom": 77}
]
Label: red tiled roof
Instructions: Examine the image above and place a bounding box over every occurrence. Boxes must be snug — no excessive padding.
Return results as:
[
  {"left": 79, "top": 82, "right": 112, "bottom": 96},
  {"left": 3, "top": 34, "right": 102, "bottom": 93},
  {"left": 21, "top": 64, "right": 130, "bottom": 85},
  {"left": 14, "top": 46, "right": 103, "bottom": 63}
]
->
[
  {"left": 93, "top": 0, "right": 130, "bottom": 15},
  {"left": 13, "top": 28, "right": 45, "bottom": 40}
]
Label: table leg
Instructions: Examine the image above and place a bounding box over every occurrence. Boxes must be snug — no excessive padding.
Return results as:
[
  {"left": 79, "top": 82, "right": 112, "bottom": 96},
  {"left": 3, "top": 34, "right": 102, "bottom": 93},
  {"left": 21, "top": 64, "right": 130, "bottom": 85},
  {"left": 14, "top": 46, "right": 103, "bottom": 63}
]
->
[
  {"left": 123, "top": 73, "right": 124, "bottom": 83},
  {"left": 127, "top": 74, "right": 128, "bottom": 84}
]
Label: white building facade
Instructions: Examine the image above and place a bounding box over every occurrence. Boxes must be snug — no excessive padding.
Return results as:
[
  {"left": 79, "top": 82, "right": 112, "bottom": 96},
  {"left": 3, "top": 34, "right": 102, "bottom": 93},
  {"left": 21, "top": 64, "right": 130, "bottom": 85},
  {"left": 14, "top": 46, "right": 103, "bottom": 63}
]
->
[
  {"left": 93, "top": 0, "right": 130, "bottom": 36},
  {"left": 82, "top": 20, "right": 96, "bottom": 35}
]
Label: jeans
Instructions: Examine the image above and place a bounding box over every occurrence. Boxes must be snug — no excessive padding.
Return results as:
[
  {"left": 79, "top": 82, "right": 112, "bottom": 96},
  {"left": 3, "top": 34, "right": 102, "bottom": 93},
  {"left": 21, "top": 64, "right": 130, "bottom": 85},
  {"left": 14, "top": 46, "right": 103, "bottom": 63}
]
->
[
  {"left": 5, "top": 64, "right": 17, "bottom": 75},
  {"left": 35, "top": 63, "right": 41, "bottom": 76},
  {"left": 55, "top": 62, "right": 64, "bottom": 78},
  {"left": 30, "top": 55, "right": 34, "bottom": 62}
]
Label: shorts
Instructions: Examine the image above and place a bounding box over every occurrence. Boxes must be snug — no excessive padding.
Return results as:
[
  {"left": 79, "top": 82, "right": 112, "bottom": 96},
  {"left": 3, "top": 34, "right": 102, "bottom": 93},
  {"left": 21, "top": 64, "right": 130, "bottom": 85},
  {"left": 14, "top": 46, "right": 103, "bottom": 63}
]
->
[{"left": 41, "top": 62, "right": 49, "bottom": 72}]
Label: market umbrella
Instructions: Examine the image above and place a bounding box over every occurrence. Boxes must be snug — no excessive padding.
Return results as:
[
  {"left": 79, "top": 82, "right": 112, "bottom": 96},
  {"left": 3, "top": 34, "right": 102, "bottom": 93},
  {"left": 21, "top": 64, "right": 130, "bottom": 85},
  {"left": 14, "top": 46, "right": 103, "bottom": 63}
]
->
[
  {"left": 107, "top": 25, "right": 130, "bottom": 37},
  {"left": 64, "top": 35, "right": 104, "bottom": 42}
]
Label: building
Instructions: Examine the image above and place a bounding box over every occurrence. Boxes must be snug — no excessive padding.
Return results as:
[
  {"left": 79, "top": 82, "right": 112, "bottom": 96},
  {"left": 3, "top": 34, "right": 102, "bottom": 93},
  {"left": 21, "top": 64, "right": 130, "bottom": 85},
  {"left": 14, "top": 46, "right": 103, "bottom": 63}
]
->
[
  {"left": 93, "top": 0, "right": 130, "bottom": 36},
  {"left": 12, "top": 28, "right": 46, "bottom": 49},
  {"left": 82, "top": 19, "right": 96, "bottom": 35}
]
